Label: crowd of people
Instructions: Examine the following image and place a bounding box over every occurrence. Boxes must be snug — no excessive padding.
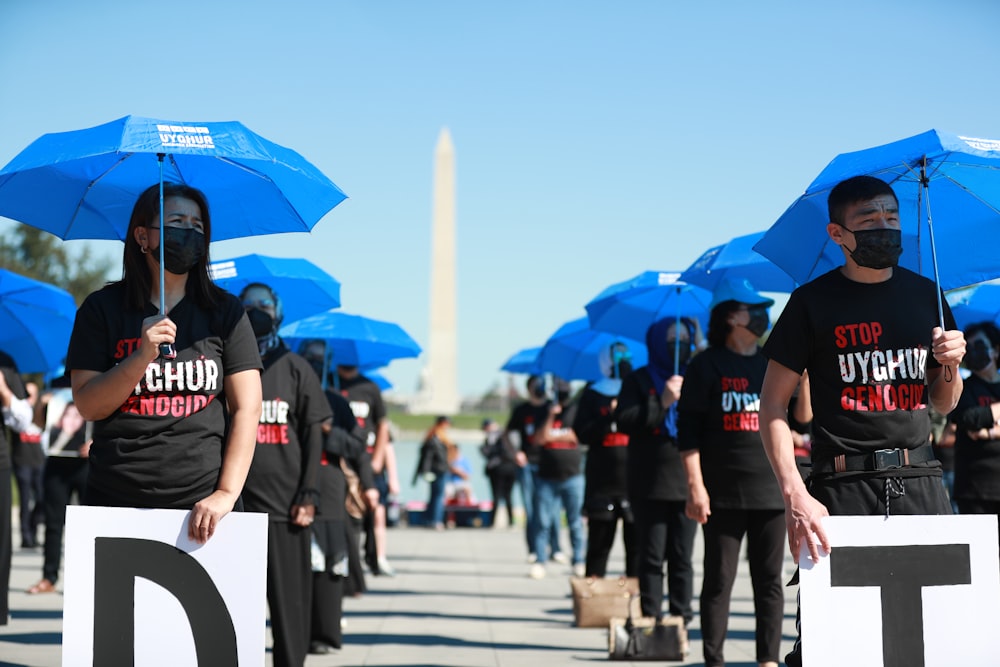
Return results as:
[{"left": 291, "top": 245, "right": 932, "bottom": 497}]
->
[{"left": 0, "top": 174, "right": 990, "bottom": 667}]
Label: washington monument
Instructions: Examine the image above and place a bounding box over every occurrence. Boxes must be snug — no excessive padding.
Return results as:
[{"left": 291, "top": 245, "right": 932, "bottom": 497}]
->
[{"left": 415, "top": 128, "right": 460, "bottom": 415}]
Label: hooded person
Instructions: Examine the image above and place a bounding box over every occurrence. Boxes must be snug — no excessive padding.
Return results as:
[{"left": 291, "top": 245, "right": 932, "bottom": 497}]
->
[
  {"left": 614, "top": 316, "right": 700, "bottom": 623},
  {"left": 573, "top": 341, "right": 639, "bottom": 577}
]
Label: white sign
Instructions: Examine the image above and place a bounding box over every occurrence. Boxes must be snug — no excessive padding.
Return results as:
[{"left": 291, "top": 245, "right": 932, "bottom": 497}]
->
[
  {"left": 799, "top": 514, "right": 999, "bottom": 667},
  {"left": 62, "top": 506, "right": 268, "bottom": 667}
]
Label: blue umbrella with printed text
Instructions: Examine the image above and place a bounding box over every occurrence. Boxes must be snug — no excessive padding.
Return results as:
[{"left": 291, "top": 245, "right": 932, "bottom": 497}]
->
[
  {"left": 0, "top": 269, "right": 77, "bottom": 374},
  {"left": 210, "top": 254, "right": 341, "bottom": 325},
  {"left": 0, "top": 115, "right": 347, "bottom": 357},
  {"left": 753, "top": 129, "right": 1000, "bottom": 326},
  {"left": 946, "top": 282, "right": 1000, "bottom": 332}
]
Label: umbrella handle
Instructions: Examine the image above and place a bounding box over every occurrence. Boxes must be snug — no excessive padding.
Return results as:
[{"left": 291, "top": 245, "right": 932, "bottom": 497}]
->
[{"left": 156, "top": 153, "right": 176, "bottom": 360}]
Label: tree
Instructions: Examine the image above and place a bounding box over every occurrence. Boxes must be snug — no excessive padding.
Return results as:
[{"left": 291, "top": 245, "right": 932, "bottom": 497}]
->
[{"left": 0, "top": 225, "right": 114, "bottom": 304}]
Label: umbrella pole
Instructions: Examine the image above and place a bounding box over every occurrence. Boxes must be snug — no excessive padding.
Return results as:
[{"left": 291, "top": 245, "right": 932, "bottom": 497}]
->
[
  {"left": 321, "top": 344, "right": 331, "bottom": 391},
  {"left": 674, "top": 286, "right": 681, "bottom": 375},
  {"left": 157, "top": 154, "right": 176, "bottom": 360},
  {"left": 921, "top": 161, "right": 946, "bottom": 331}
]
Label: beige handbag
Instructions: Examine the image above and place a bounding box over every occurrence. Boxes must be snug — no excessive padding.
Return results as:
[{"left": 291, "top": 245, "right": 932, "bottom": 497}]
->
[{"left": 568, "top": 576, "right": 640, "bottom": 628}]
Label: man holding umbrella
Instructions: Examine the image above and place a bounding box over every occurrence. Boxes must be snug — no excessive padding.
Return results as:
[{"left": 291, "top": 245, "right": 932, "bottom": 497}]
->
[{"left": 759, "top": 175, "right": 967, "bottom": 667}]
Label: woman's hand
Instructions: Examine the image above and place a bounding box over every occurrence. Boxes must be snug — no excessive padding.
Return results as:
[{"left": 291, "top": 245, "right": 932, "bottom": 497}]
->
[
  {"left": 188, "top": 489, "right": 238, "bottom": 544},
  {"left": 140, "top": 314, "right": 176, "bottom": 362},
  {"left": 290, "top": 503, "right": 315, "bottom": 527}
]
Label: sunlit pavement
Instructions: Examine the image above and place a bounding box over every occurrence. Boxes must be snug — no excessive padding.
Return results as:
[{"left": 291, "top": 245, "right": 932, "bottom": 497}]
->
[{"left": 1, "top": 512, "right": 798, "bottom": 666}]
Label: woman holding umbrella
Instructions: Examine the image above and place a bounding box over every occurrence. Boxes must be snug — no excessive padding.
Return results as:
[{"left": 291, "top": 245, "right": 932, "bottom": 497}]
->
[{"left": 66, "top": 183, "right": 262, "bottom": 544}]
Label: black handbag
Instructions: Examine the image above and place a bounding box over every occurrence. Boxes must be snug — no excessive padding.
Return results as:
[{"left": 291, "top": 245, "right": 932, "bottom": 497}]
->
[{"left": 608, "top": 597, "right": 687, "bottom": 661}]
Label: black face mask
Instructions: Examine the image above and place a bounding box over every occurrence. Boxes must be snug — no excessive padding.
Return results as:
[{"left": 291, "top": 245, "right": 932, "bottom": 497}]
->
[
  {"left": 305, "top": 358, "right": 325, "bottom": 380},
  {"left": 615, "top": 359, "right": 633, "bottom": 379},
  {"left": 744, "top": 306, "right": 770, "bottom": 338},
  {"left": 556, "top": 390, "right": 571, "bottom": 405},
  {"left": 530, "top": 381, "right": 547, "bottom": 400},
  {"left": 666, "top": 340, "right": 692, "bottom": 368},
  {"left": 246, "top": 308, "right": 274, "bottom": 338},
  {"left": 153, "top": 227, "right": 205, "bottom": 275},
  {"left": 842, "top": 226, "right": 902, "bottom": 270},
  {"left": 966, "top": 341, "right": 993, "bottom": 373}
]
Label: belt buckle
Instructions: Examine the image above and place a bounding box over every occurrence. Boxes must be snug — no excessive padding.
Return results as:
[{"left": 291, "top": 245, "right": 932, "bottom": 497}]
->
[{"left": 872, "top": 448, "right": 904, "bottom": 470}]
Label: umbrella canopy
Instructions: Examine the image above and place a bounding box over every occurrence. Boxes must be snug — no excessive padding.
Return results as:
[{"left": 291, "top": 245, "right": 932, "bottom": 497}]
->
[
  {"left": 537, "top": 317, "right": 647, "bottom": 382},
  {"left": 0, "top": 115, "right": 347, "bottom": 241},
  {"left": 279, "top": 310, "right": 422, "bottom": 368},
  {"left": 946, "top": 283, "right": 1000, "bottom": 332},
  {"left": 753, "top": 129, "right": 1000, "bottom": 291},
  {"left": 679, "top": 231, "right": 797, "bottom": 293},
  {"left": 0, "top": 269, "right": 77, "bottom": 374},
  {"left": 500, "top": 346, "right": 543, "bottom": 375},
  {"left": 209, "top": 254, "right": 341, "bottom": 325},
  {"left": 585, "top": 271, "right": 713, "bottom": 341}
]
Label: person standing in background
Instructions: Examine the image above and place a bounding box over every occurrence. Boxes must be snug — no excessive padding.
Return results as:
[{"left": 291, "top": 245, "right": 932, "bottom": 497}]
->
[
  {"left": 0, "top": 351, "right": 29, "bottom": 624},
  {"left": 10, "top": 381, "right": 44, "bottom": 550},
  {"left": 575, "top": 342, "right": 637, "bottom": 578},
  {"left": 239, "top": 283, "right": 330, "bottom": 667},
  {"left": 480, "top": 418, "right": 518, "bottom": 528}
]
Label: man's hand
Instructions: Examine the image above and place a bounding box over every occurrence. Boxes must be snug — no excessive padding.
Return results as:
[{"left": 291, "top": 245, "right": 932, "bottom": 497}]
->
[
  {"left": 661, "top": 375, "right": 683, "bottom": 409},
  {"left": 785, "top": 488, "right": 831, "bottom": 563},
  {"left": 931, "top": 326, "right": 966, "bottom": 368},
  {"left": 685, "top": 483, "right": 711, "bottom": 524}
]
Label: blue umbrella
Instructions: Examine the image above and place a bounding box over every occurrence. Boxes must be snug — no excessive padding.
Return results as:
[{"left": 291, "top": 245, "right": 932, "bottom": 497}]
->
[
  {"left": 537, "top": 317, "right": 647, "bottom": 382},
  {"left": 280, "top": 310, "right": 422, "bottom": 368},
  {"left": 365, "top": 371, "right": 394, "bottom": 392},
  {"left": 585, "top": 271, "right": 713, "bottom": 342},
  {"left": 209, "top": 254, "right": 341, "bottom": 325},
  {"left": 0, "top": 269, "right": 77, "bottom": 374},
  {"left": 946, "top": 283, "right": 1000, "bottom": 332},
  {"left": 0, "top": 115, "right": 347, "bottom": 241},
  {"left": 679, "top": 231, "right": 797, "bottom": 293},
  {"left": 753, "top": 129, "right": 1000, "bottom": 302},
  {"left": 500, "top": 346, "right": 543, "bottom": 374}
]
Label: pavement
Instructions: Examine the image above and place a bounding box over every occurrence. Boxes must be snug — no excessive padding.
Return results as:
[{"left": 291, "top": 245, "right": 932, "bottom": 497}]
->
[{"left": 1, "top": 514, "right": 799, "bottom": 666}]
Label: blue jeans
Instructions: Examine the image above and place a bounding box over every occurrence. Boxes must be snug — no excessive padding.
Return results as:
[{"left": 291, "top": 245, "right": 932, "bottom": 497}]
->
[
  {"left": 534, "top": 473, "right": 585, "bottom": 565},
  {"left": 427, "top": 474, "right": 447, "bottom": 526},
  {"left": 520, "top": 463, "right": 560, "bottom": 556}
]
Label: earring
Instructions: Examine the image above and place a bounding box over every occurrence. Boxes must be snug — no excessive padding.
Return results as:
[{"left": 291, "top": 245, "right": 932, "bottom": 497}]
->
[{"left": 140, "top": 245, "right": 148, "bottom": 255}]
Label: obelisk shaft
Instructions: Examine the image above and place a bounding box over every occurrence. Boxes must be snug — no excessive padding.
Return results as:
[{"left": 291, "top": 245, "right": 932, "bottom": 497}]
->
[{"left": 424, "top": 128, "right": 460, "bottom": 414}]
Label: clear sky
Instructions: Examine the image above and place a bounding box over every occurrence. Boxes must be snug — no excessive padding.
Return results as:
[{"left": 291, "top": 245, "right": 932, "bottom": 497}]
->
[{"left": 2, "top": 0, "right": 999, "bottom": 397}]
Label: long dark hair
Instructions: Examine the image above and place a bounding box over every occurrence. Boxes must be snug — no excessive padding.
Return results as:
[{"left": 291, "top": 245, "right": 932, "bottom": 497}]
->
[
  {"left": 707, "top": 301, "right": 740, "bottom": 348},
  {"left": 119, "top": 182, "right": 223, "bottom": 310}
]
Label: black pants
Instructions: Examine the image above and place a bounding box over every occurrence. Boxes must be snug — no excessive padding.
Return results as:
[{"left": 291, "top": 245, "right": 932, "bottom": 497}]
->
[
  {"left": 586, "top": 514, "right": 637, "bottom": 577},
  {"left": 0, "top": 470, "right": 11, "bottom": 625},
  {"left": 786, "top": 471, "right": 952, "bottom": 667},
  {"left": 266, "top": 520, "right": 312, "bottom": 667},
  {"left": 700, "top": 508, "right": 785, "bottom": 667},
  {"left": 41, "top": 457, "right": 88, "bottom": 583},
  {"left": 343, "top": 515, "right": 366, "bottom": 597},
  {"left": 633, "top": 498, "right": 697, "bottom": 621},
  {"left": 311, "top": 571, "right": 344, "bottom": 649},
  {"left": 13, "top": 463, "right": 44, "bottom": 547},
  {"left": 488, "top": 469, "right": 517, "bottom": 526}
]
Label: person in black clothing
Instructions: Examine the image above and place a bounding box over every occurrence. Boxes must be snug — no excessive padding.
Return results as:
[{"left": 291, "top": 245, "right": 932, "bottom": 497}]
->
[
  {"left": 574, "top": 341, "right": 637, "bottom": 578},
  {"left": 239, "top": 283, "right": 331, "bottom": 667},
  {"left": 480, "top": 418, "right": 518, "bottom": 528},
  {"left": 11, "top": 382, "right": 43, "bottom": 550},
  {"left": 949, "top": 321, "right": 1000, "bottom": 534},
  {"left": 414, "top": 416, "right": 452, "bottom": 530},
  {"left": 0, "top": 350, "right": 29, "bottom": 623},
  {"left": 759, "top": 175, "right": 965, "bottom": 667},
  {"left": 615, "top": 317, "right": 699, "bottom": 622},
  {"left": 298, "top": 338, "right": 369, "bottom": 656},
  {"left": 66, "top": 183, "right": 262, "bottom": 543},
  {"left": 679, "top": 278, "right": 784, "bottom": 667},
  {"left": 506, "top": 375, "right": 564, "bottom": 563}
]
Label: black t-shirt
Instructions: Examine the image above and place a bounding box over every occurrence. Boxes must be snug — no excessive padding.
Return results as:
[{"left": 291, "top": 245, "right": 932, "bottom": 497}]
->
[
  {"left": 242, "top": 345, "right": 332, "bottom": 518},
  {"left": 574, "top": 386, "right": 629, "bottom": 500},
  {"left": 763, "top": 268, "right": 949, "bottom": 462},
  {"left": 505, "top": 400, "right": 551, "bottom": 465},
  {"left": 950, "top": 374, "right": 1000, "bottom": 501},
  {"left": 66, "top": 282, "right": 262, "bottom": 509},
  {"left": 615, "top": 367, "right": 686, "bottom": 502},
  {"left": 317, "top": 389, "right": 366, "bottom": 522},
  {"left": 677, "top": 346, "right": 782, "bottom": 510},
  {"left": 337, "top": 374, "right": 386, "bottom": 453},
  {"left": 0, "top": 352, "right": 27, "bottom": 471},
  {"left": 538, "top": 402, "right": 582, "bottom": 481}
]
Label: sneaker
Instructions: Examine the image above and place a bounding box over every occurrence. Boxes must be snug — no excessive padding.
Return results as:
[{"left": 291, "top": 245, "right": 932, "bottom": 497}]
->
[
  {"left": 529, "top": 563, "right": 546, "bottom": 579},
  {"left": 376, "top": 557, "right": 396, "bottom": 577},
  {"left": 309, "top": 641, "right": 334, "bottom": 655},
  {"left": 572, "top": 563, "right": 586, "bottom": 578},
  {"left": 551, "top": 551, "right": 570, "bottom": 565},
  {"left": 527, "top": 553, "right": 538, "bottom": 564}
]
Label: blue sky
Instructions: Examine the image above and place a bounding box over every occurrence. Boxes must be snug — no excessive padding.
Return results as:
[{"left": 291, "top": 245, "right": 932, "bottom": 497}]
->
[{"left": 2, "top": 0, "right": 999, "bottom": 397}]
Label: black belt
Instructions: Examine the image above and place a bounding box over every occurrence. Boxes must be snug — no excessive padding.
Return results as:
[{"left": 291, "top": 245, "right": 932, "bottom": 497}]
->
[{"left": 811, "top": 446, "right": 936, "bottom": 474}]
